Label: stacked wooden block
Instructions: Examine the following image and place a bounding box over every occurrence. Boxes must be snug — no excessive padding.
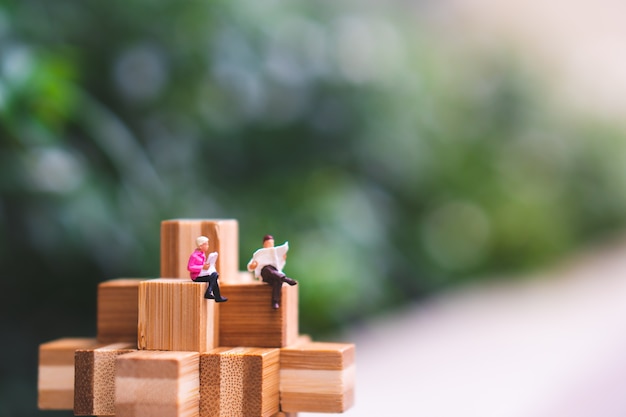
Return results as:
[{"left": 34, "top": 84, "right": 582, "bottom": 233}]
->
[
  {"left": 38, "top": 338, "right": 102, "bottom": 410},
  {"left": 38, "top": 219, "right": 355, "bottom": 416},
  {"left": 160, "top": 219, "right": 240, "bottom": 283},
  {"left": 116, "top": 350, "right": 200, "bottom": 417},
  {"left": 200, "top": 347, "right": 280, "bottom": 416},
  {"left": 280, "top": 342, "right": 356, "bottom": 413}
]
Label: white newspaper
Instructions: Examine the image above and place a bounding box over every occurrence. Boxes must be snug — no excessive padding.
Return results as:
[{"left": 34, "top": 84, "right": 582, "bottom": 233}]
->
[
  {"left": 198, "top": 251, "right": 218, "bottom": 277},
  {"left": 248, "top": 242, "right": 289, "bottom": 278}
]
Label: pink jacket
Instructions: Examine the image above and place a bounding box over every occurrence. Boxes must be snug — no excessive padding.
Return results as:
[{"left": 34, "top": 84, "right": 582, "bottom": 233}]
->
[{"left": 187, "top": 249, "right": 206, "bottom": 280}]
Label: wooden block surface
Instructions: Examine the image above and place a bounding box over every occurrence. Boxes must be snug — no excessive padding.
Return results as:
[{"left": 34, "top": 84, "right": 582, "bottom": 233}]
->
[
  {"left": 115, "top": 350, "right": 200, "bottom": 417},
  {"left": 285, "top": 334, "right": 312, "bottom": 348},
  {"left": 138, "top": 279, "right": 219, "bottom": 352},
  {"left": 38, "top": 338, "right": 101, "bottom": 410},
  {"left": 219, "top": 282, "right": 298, "bottom": 348},
  {"left": 161, "top": 219, "right": 239, "bottom": 282},
  {"left": 200, "top": 347, "right": 280, "bottom": 417},
  {"left": 74, "top": 342, "right": 137, "bottom": 416},
  {"left": 280, "top": 342, "right": 355, "bottom": 370},
  {"left": 279, "top": 342, "right": 355, "bottom": 413},
  {"left": 98, "top": 278, "right": 143, "bottom": 344}
]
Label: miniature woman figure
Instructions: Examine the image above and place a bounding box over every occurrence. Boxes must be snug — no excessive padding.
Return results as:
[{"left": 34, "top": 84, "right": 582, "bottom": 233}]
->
[
  {"left": 187, "top": 236, "right": 227, "bottom": 302},
  {"left": 247, "top": 235, "right": 297, "bottom": 309}
]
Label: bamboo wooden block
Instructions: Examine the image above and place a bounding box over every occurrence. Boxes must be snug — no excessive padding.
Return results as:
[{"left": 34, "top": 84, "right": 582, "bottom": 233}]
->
[
  {"left": 279, "top": 342, "right": 356, "bottom": 413},
  {"left": 161, "top": 219, "right": 239, "bottom": 282},
  {"left": 287, "top": 334, "right": 312, "bottom": 347},
  {"left": 200, "top": 347, "right": 280, "bottom": 417},
  {"left": 37, "top": 218, "right": 355, "bottom": 416},
  {"left": 219, "top": 282, "right": 298, "bottom": 348},
  {"left": 74, "top": 342, "right": 137, "bottom": 416},
  {"left": 38, "top": 338, "right": 101, "bottom": 410},
  {"left": 98, "top": 278, "right": 144, "bottom": 344},
  {"left": 115, "top": 350, "right": 200, "bottom": 417},
  {"left": 138, "top": 279, "right": 219, "bottom": 352}
]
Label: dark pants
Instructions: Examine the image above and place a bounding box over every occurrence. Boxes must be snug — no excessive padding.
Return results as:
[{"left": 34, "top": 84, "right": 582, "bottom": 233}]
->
[
  {"left": 193, "top": 272, "right": 224, "bottom": 300},
  {"left": 261, "top": 265, "right": 296, "bottom": 308}
]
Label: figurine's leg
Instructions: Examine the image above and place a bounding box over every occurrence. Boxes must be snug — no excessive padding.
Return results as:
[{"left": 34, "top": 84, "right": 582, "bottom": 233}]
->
[
  {"left": 204, "top": 284, "right": 215, "bottom": 299},
  {"left": 261, "top": 276, "right": 283, "bottom": 309},
  {"left": 208, "top": 272, "right": 227, "bottom": 302},
  {"left": 206, "top": 272, "right": 216, "bottom": 296},
  {"left": 282, "top": 276, "right": 298, "bottom": 286},
  {"left": 261, "top": 266, "right": 284, "bottom": 309},
  {"left": 193, "top": 276, "right": 214, "bottom": 299},
  {"left": 271, "top": 280, "right": 283, "bottom": 309}
]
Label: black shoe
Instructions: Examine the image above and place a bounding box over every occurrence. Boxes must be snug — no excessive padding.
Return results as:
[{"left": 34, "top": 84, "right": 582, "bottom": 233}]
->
[
  {"left": 215, "top": 297, "right": 228, "bottom": 303},
  {"left": 272, "top": 302, "right": 280, "bottom": 309},
  {"left": 284, "top": 277, "right": 297, "bottom": 286},
  {"left": 205, "top": 293, "right": 215, "bottom": 299}
]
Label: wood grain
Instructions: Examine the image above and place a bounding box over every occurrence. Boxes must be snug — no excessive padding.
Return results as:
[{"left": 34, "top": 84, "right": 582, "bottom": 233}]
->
[
  {"left": 74, "top": 342, "right": 137, "bottom": 416},
  {"left": 38, "top": 338, "right": 101, "bottom": 410},
  {"left": 200, "top": 347, "right": 280, "bottom": 417},
  {"left": 219, "top": 282, "right": 298, "bottom": 348},
  {"left": 160, "top": 219, "right": 239, "bottom": 282},
  {"left": 115, "top": 350, "right": 200, "bottom": 417},
  {"left": 97, "top": 278, "right": 143, "bottom": 344},
  {"left": 279, "top": 342, "right": 355, "bottom": 413},
  {"left": 138, "top": 279, "right": 219, "bottom": 352}
]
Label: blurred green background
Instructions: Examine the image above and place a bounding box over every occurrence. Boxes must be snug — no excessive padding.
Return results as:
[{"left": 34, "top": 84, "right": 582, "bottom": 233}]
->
[{"left": 2, "top": 0, "right": 626, "bottom": 415}]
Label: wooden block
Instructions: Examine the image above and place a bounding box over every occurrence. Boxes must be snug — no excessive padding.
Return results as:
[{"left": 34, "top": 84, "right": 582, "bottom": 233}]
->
[
  {"left": 200, "top": 347, "right": 280, "bottom": 417},
  {"left": 161, "top": 219, "right": 239, "bottom": 282},
  {"left": 116, "top": 350, "right": 200, "bottom": 417},
  {"left": 287, "top": 334, "right": 312, "bottom": 347},
  {"left": 74, "top": 342, "right": 137, "bottom": 416},
  {"left": 279, "top": 342, "right": 355, "bottom": 413},
  {"left": 232, "top": 270, "right": 256, "bottom": 284},
  {"left": 98, "top": 278, "right": 143, "bottom": 344},
  {"left": 219, "top": 282, "right": 298, "bottom": 348},
  {"left": 138, "top": 279, "right": 219, "bottom": 352},
  {"left": 38, "top": 338, "right": 101, "bottom": 410}
]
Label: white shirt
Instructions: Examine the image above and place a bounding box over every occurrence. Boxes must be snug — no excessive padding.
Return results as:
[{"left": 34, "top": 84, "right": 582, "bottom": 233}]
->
[{"left": 247, "top": 242, "right": 289, "bottom": 278}]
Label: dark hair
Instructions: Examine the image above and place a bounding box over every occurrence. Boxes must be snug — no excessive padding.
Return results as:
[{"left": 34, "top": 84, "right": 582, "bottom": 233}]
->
[{"left": 263, "top": 234, "right": 274, "bottom": 242}]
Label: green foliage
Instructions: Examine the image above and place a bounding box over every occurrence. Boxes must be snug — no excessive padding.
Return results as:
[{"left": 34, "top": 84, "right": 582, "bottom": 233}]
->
[{"left": 3, "top": 0, "right": 626, "bottom": 326}]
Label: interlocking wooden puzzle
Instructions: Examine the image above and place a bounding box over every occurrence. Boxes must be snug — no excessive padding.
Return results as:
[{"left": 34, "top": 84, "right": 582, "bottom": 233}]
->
[{"left": 37, "top": 219, "right": 355, "bottom": 417}]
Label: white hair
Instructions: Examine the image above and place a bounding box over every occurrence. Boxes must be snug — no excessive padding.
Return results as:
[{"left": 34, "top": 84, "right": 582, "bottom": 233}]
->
[{"left": 196, "top": 236, "right": 209, "bottom": 247}]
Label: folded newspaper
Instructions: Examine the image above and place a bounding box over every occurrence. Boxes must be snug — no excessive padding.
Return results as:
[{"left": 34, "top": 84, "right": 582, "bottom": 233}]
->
[
  {"left": 198, "top": 251, "right": 218, "bottom": 276},
  {"left": 248, "top": 242, "right": 289, "bottom": 278}
]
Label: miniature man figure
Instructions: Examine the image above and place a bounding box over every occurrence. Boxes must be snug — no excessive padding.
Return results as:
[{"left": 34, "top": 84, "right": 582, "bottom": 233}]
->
[
  {"left": 188, "top": 236, "right": 227, "bottom": 302},
  {"left": 247, "top": 235, "right": 297, "bottom": 309}
]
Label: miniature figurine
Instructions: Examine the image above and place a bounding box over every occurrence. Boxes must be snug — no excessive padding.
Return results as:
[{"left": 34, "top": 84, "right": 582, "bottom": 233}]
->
[
  {"left": 247, "top": 234, "right": 297, "bottom": 309},
  {"left": 187, "top": 236, "right": 227, "bottom": 302}
]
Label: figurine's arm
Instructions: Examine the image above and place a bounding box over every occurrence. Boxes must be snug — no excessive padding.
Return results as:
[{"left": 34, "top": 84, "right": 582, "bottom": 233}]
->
[
  {"left": 187, "top": 251, "right": 205, "bottom": 274},
  {"left": 247, "top": 259, "right": 258, "bottom": 272},
  {"left": 247, "top": 250, "right": 263, "bottom": 279}
]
